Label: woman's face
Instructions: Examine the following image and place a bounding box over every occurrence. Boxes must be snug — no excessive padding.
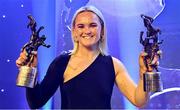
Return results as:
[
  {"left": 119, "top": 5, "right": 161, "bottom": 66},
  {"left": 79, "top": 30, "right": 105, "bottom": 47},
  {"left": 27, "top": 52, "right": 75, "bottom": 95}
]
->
[{"left": 73, "top": 11, "right": 102, "bottom": 49}]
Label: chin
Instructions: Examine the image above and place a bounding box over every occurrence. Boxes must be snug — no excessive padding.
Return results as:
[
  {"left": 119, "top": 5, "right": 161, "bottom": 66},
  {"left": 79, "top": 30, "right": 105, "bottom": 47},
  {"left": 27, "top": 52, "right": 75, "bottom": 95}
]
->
[{"left": 83, "top": 43, "right": 98, "bottom": 49}]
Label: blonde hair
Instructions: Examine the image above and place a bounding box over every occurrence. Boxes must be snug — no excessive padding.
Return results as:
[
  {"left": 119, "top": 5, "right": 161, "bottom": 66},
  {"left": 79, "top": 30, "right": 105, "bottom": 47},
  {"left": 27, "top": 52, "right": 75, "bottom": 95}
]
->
[{"left": 70, "top": 5, "right": 108, "bottom": 55}]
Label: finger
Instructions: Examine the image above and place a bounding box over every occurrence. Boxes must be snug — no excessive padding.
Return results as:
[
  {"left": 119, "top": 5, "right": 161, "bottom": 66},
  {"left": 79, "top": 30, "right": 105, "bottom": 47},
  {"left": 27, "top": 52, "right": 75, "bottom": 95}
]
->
[
  {"left": 20, "top": 53, "right": 27, "bottom": 61},
  {"left": 139, "top": 52, "right": 147, "bottom": 67},
  {"left": 151, "top": 55, "right": 159, "bottom": 65},
  {"left": 156, "top": 61, "right": 159, "bottom": 66},
  {"left": 26, "top": 53, "right": 38, "bottom": 67},
  {"left": 141, "top": 51, "right": 148, "bottom": 57},
  {"left": 31, "top": 51, "right": 37, "bottom": 54},
  {"left": 16, "top": 51, "right": 28, "bottom": 67},
  {"left": 16, "top": 59, "right": 23, "bottom": 67},
  {"left": 139, "top": 52, "right": 148, "bottom": 73},
  {"left": 27, "top": 55, "right": 34, "bottom": 66},
  {"left": 157, "top": 50, "right": 162, "bottom": 55},
  {"left": 16, "top": 56, "right": 26, "bottom": 67},
  {"left": 31, "top": 55, "right": 37, "bottom": 67}
]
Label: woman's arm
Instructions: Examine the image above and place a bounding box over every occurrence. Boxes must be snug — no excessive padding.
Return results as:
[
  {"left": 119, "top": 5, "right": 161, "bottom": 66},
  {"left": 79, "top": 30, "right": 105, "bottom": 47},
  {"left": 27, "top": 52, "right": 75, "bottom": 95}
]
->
[
  {"left": 16, "top": 51, "right": 63, "bottom": 109},
  {"left": 26, "top": 58, "right": 61, "bottom": 108},
  {"left": 112, "top": 55, "right": 149, "bottom": 108}
]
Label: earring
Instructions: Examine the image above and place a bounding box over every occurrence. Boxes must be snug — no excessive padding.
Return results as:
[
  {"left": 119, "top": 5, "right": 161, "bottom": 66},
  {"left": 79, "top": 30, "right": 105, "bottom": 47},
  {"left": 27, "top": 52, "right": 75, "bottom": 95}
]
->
[
  {"left": 74, "top": 37, "right": 78, "bottom": 42},
  {"left": 100, "top": 36, "right": 103, "bottom": 42}
]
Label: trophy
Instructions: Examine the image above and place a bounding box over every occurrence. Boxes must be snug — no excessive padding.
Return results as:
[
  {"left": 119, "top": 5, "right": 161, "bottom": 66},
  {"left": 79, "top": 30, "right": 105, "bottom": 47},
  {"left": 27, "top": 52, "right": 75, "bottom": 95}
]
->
[
  {"left": 140, "top": 14, "right": 163, "bottom": 92},
  {"left": 16, "top": 15, "right": 50, "bottom": 88}
]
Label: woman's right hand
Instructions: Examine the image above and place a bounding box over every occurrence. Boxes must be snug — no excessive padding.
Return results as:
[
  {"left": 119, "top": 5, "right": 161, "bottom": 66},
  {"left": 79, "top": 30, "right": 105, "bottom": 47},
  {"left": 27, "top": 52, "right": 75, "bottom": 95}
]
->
[{"left": 16, "top": 50, "right": 37, "bottom": 68}]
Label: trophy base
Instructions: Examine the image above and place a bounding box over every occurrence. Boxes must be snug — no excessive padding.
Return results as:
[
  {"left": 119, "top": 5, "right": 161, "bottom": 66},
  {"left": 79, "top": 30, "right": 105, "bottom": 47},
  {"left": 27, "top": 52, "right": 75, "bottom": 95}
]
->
[
  {"left": 143, "top": 72, "right": 163, "bottom": 92},
  {"left": 16, "top": 66, "right": 37, "bottom": 88}
]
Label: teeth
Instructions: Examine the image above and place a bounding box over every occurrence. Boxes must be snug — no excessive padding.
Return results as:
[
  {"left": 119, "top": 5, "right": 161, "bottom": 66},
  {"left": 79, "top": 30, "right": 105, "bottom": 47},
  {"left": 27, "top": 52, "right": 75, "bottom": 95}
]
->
[{"left": 83, "top": 36, "right": 92, "bottom": 39}]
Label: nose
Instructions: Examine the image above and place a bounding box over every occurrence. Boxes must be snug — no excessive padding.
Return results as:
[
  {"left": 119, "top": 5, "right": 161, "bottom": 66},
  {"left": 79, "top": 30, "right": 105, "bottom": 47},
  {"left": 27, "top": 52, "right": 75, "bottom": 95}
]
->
[{"left": 84, "top": 27, "right": 91, "bottom": 35}]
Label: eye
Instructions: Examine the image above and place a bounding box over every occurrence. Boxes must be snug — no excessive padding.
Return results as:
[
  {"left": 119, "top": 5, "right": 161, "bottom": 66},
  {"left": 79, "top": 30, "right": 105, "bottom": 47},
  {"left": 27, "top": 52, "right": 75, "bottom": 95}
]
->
[
  {"left": 90, "top": 23, "right": 97, "bottom": 27},
  {"left": 77, "top": 24, "right": 84, "bottom": 28}
]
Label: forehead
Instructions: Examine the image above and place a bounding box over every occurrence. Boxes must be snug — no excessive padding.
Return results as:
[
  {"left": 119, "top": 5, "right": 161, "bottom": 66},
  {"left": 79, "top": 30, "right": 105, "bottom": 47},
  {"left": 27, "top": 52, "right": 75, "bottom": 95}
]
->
[{"left": 75, "top": 11, "right": 100, "bottom": 24}]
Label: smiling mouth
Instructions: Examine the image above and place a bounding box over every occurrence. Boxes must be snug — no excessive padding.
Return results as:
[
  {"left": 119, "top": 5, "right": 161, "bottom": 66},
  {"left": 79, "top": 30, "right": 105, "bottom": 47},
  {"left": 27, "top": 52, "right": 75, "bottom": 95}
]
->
[{"left": 82, "top": 36, "right": 93, "bottom": 39}]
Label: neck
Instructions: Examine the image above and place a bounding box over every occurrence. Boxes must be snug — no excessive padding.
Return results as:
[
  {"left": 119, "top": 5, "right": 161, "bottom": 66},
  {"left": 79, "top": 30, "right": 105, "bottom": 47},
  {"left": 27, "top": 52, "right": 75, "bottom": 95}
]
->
[{"left": 74, "top": 45, "right": 100, "bottom": 59}]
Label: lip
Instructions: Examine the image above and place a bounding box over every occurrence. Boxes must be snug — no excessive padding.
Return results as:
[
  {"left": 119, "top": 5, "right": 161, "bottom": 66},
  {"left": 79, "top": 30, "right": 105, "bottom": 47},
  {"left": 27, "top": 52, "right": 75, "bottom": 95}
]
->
[{"left": 82, "top": 36, "right": 93, "bottom": 39}]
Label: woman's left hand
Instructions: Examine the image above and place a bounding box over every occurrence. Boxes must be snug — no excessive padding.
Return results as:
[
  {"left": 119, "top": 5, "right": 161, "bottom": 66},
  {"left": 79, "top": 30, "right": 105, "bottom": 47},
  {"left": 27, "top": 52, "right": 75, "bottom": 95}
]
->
[{"left": 139, "top": 52, "right": 160, "bottom": 79}]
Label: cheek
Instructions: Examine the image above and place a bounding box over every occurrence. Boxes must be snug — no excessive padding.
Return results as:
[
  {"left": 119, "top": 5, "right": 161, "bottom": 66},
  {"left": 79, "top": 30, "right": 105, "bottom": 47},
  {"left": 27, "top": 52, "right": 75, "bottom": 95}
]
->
[
  {"left": 93, "top": 27, "right": 101, "bottom": 34},
  {"left": 95, "top": 28, "right": 102, "bottom": 38},
  {"left": 75, "top": 29, "right": 83, "bottom": 36}
]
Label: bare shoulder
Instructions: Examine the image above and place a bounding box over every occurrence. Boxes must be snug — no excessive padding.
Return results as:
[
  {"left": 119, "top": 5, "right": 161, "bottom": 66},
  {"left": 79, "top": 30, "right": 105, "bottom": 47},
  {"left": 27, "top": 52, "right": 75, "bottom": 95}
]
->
[
  {"left": 112, "top": 57, "right": 122, "bottom": 65},
  {"left": 111, "top": 56, "right": 127, "bottom": 76}
]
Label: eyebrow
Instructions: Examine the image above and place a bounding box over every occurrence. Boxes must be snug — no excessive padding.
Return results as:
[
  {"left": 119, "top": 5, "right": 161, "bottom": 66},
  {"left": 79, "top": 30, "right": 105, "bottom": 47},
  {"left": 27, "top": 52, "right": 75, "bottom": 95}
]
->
[
  {"left": 76, "top": 22, "right": 98, "bottom": 26},
  {"left": 76, "top": 24, "right": 84, "bottom": 26},
  {"left": 90, "top": 23, "right": 97, "bottom": 25}
]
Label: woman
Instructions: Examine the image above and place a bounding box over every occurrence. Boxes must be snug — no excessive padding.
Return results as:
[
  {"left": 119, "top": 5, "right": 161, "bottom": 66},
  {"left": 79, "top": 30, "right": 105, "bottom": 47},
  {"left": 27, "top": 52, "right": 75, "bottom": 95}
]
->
[{"left": 16, "top": 6, "right": 153, "bottom": 109}]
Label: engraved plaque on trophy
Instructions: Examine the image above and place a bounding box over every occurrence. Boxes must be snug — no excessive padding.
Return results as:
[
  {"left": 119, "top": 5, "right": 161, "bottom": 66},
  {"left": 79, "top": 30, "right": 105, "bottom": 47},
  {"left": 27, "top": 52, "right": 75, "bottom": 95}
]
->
[
  {"left": 140, "top": 14, "right": 163, "bottom": 92},
  {"left": 16, "top": 15, "right": 50, "bottom": 88}
]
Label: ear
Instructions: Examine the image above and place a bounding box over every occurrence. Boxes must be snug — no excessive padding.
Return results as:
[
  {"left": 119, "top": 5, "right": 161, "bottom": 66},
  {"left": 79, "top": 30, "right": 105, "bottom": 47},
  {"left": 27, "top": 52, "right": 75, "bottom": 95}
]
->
[
  {"left": 72, "top": 28, "right": 78, "bottom": 42},
  {"left": 101, "top": 28, "right": 104, "bottom": 39},
  {"left": 72, "top": 28, "right": 76, "bottom": 37}
]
